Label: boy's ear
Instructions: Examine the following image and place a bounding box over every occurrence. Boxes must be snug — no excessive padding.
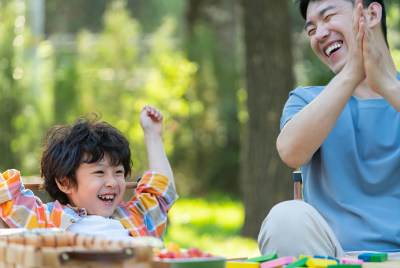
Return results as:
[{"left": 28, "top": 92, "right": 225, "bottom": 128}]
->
[
  {"left": 366, "top": 2, "right": 382, "bottom": 28},
  {"left": 55, "top": 177, "right": 73, "bottom": 194}
]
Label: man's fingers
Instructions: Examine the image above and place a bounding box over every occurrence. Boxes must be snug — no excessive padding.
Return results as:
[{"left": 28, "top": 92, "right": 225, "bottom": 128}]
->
[
  {"left": 354, "top": 0, "right": 365, "bottom": 35},
  {"left": 357, "top": 16, "right": 365, "bottom": 42}
]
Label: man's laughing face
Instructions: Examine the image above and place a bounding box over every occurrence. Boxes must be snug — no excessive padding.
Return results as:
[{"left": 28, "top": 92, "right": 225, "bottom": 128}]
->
[{"left": 305, "top": 0, "right": 355, "bottom": 74}]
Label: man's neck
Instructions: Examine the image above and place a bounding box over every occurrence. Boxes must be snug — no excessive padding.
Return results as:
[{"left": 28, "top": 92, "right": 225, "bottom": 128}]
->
[{"left": 353, "top": 79, "right": 383, "bottom": 99}]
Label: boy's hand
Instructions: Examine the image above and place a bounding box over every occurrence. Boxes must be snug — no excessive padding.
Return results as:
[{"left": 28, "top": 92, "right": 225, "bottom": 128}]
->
[
  {"left": 140, "top": 105, "right": 175, "bottom": 186},
  {"left": 140, "top": 105, "right": 163, "bottom": 136}
]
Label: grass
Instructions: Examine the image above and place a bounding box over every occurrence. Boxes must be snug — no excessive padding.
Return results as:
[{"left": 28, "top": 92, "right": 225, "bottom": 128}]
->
[{"left": 163, "top": 195, "right": 260, "bottom": 259}]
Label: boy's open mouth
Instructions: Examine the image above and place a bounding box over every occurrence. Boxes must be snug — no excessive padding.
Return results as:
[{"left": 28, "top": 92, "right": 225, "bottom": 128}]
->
[{"left": 97, "top": 194, "right": 116, "bottom": 203}]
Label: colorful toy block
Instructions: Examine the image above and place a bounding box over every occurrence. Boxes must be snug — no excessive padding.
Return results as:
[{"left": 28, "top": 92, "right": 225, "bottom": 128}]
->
[
  {"left": 226, "top": 262, "right": 260, "bottom": 268},
  {"left": 306, "top": 257, "right": 337, "bottom": 267},
  {"left": 299, "top": 255, "right": 311, "bottom": 259},
  {"left": 260, "top": 256, "right": 295, "bottom": 268},
  {"left": 358, "top": 252, "right": 388, "bottom": 262},
  {"left": 246, "top": 254, "right": 278, "bottom": 263},
  {"left": 311, "top": 255, "right": 339, "bottom": 264},
  {"left": 285, "top": 257, "right": 309, "bottom": 268},
  {"left": 314, "top": 255, "right": 326, "bottom": 259},
  {"left": 327, "top": 256, "right": 340, "bottom": 264},
  {"left": 358, "top": 253, "right": 373, "bottom": 262},
  {"left": 370, "top": 253, "right": 388, "bottom": 262},
  {"left": 341, "top": 257, "right": 363, "bottom": 265}
]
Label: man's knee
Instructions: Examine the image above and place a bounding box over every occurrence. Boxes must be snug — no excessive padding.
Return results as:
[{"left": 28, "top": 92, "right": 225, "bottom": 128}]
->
[
  {"left": 258, "top": 200, "right": 316, "bottom": 254},
  {"left": 262, "top": 200, "right": 313, "bottom": 231}
]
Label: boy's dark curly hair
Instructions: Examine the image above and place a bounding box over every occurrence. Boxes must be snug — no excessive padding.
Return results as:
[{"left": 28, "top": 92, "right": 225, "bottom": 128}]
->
[
  {"left": 40, "top": 115, "right": 132, "bottom": 205},
  {"left": 294, "top": 0, "right": 388, "bottom": 46}
]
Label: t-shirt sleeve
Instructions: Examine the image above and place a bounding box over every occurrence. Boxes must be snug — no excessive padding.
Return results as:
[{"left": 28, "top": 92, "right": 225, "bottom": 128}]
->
[
  {"left": 125, "top": 171, "right": 178, "bottom": 237},
  {"left": 0, "top": 169, "right": 48, "bottom": 228},
  {"left": 280, "top": 86, "right": 317, "bottom": 130}
]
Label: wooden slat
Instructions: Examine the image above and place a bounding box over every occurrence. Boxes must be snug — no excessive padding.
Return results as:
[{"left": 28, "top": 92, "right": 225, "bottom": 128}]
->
[{"left": 24, "top": 182, "right": 138, "bottom": 190}]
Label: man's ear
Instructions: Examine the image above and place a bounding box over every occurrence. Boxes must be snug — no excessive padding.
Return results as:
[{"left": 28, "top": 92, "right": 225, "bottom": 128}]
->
[
  {"left": 366, "top": 2, "right": 382, "bottom": 28},
  {"left": 55, "top": 177, "right": 73, "bottom": 194}
]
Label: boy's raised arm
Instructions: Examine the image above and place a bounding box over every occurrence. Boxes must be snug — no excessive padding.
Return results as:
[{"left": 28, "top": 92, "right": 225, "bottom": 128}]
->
[{"left": 140, "top": 105, "right": 175, "bottom": 188}]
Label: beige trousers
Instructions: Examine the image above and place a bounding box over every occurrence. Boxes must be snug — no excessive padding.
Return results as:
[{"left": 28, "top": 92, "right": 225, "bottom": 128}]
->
[{"left": 257, "top": 200, "right": 345, "bottom": 258}]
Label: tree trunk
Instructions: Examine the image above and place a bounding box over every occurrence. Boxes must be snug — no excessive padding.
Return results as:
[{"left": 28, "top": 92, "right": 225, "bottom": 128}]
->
[{"left": 240, "top": 0, "right": 294, "bottom": 238}]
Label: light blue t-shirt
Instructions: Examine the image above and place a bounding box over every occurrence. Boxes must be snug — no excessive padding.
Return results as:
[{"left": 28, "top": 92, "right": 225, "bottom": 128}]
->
[{"left": 281, "top": 74, "right": 400, "bottom": 252}]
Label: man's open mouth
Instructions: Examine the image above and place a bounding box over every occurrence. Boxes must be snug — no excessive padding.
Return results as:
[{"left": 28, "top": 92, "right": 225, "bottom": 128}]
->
[{"left": 325, "top": 41, "right": 343, "bottom": 57}]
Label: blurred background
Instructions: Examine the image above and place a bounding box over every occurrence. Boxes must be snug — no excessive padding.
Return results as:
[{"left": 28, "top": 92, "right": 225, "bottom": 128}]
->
[{"left": 1, "top": 0, "right": 400, "bottom": 258}]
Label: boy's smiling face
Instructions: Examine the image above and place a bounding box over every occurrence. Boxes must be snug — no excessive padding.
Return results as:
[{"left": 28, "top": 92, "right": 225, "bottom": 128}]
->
[{"left": 61, "top": 154, "right": 126, "bottom": 217}]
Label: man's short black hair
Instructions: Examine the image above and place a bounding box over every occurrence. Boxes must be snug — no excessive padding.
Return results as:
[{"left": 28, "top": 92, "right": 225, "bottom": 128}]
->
[
  {"left": 41, "top": 115, "right": 132, "bottom": 205},
  {"left": 295, "top": 0, "right": 388, "bottom": 46}
]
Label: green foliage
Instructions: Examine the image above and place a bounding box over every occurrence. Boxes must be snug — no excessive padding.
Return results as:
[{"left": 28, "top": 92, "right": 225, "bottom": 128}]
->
[
  {"left": 0, "top": 0, "right": 199, "bottom": 179},
  {"left": 387, "top": 1, "right": 400, "bottom": 42},
  {"left": 387, "top": 1, "right": 400, "bottom": 71},
  {"left": 164, "top": 196, "right": 259, "bottom": 258},
  {"left": 0, "top": 0, "right": 243, "bottom": 199},
  {"left": 45, "top": 0, "right": 109, "bottom": 34},
  {"left": 13, "top": 39, "right": 57, "bottom": 173},
  {"left": 127, "top": 0, "right": 185, "bottom": 35},
  {"left": 74, "top": 1, "right": 197, "bottom": 178},
  {"left": 0, "top": 0, "right": 28, "bottom": 171}
]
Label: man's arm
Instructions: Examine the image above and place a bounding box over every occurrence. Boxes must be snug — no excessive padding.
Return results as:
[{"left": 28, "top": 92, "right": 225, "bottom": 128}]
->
[
  {"left": 277, "top": 73, "right": 359, "bottom": 168},
  {"left": 379, "top": 79, "right": 400, "bottom": 112},
  {"left": 277, "top": 2, "right": 366, "bottom": 168},
  {"left": 140, "top": 105, "right": 175, "bottom": 188}
]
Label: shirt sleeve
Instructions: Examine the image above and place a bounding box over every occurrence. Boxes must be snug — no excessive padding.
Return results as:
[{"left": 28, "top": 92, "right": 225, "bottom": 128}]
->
[
  {"left": 0, "top": 169, "right": 49, "bottom": 228},
  {"left": 125, "top": 171, "right": 178, "bottom": 238},
  {"left": 280, "top": 87, "right": 310, "bottom": 130}
]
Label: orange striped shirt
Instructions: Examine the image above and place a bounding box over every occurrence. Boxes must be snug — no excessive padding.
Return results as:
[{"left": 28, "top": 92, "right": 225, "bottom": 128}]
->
[{"left": 0, "top": 170, "right": 177, "bottom": 238}]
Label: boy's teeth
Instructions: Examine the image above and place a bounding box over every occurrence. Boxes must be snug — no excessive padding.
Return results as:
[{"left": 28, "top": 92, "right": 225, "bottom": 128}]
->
[
  {"left": 325, "top": 42, "right": 342, "bottom": 56},
  {"left": 98, "top": 194, "right": 114, "bottom": 200}
]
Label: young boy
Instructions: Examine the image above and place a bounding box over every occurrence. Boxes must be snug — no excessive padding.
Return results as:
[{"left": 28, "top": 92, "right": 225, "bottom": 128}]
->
[{"left": 0, "top": 105, "right": 177, "bottom": 242}]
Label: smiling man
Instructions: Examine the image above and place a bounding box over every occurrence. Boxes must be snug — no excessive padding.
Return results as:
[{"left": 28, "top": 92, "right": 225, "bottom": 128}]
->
[{"left": 258, "top": 0, "right": 400, "bottom": 258}]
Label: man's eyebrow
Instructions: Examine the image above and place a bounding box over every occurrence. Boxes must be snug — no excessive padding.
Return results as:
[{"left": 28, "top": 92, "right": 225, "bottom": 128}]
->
[{"left": 304, "top": 5, "right": 336, "bottom": 30}]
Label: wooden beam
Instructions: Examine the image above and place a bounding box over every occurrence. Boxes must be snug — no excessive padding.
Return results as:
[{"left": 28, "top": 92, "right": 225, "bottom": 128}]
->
[{"left": 24, "top": 182, "right": 138, "bottom": 190}]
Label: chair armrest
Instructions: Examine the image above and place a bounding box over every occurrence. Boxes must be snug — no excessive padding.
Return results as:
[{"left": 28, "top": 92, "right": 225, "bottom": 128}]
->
[{"left": 293, "top": 171, "right": 302, "bottom": 200}]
